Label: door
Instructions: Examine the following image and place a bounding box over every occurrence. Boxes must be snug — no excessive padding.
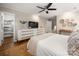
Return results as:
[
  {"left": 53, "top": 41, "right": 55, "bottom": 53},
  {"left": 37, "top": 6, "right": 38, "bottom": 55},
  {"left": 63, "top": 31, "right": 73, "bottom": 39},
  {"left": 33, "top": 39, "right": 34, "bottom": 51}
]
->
[
  {"left": 52, "top": 16, "right": 57, "bottom": 33},
  {"left": 46, "top": 16, "right": 57, "bottom": 33}
]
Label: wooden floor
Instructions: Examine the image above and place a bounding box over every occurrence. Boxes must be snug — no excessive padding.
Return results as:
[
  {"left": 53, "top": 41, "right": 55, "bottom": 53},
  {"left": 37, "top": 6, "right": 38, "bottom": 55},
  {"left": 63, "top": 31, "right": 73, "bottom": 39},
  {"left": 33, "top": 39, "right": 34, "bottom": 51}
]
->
[{"left": 0, "top": 37, "right": 31, "bottom": 56}]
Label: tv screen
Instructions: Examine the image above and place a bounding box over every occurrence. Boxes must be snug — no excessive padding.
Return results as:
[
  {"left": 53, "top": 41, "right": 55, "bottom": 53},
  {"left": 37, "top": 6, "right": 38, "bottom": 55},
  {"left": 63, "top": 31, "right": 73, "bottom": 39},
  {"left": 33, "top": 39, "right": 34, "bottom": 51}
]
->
[{"left": 28, "top": 21, "right": 38, "bottom": 28}]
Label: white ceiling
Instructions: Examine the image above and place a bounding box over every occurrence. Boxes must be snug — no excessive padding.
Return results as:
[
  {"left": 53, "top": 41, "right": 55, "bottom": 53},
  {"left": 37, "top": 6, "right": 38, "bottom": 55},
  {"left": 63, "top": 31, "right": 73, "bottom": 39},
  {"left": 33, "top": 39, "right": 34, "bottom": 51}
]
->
[{"left": 0, "top": 3, "right": 79, "bottom": 18}]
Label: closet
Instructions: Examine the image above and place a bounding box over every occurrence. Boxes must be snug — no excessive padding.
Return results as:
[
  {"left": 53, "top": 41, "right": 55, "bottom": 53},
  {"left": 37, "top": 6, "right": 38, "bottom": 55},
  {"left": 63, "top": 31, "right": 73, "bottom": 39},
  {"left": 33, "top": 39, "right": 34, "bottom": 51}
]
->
[{"left": 0, "top": 11, "right": 15, "bottom": 45}]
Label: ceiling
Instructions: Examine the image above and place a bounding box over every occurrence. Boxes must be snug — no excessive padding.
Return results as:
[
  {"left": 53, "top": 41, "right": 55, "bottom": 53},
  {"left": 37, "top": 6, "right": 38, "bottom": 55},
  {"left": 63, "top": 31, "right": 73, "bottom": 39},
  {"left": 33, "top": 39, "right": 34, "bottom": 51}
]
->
[{"left": 0, "top": 3, "right": 79, "bottom": 18}]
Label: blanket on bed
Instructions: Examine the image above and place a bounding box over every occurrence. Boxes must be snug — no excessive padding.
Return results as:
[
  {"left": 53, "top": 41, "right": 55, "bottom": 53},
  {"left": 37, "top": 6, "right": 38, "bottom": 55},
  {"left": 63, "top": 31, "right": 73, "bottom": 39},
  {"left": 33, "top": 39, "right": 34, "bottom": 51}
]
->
[
  {"left": 27, "top": 33, "right": 69, "bottom": 56},
  {"left": 27, "top": 33, "right": 53, "bottom": 55},
  {"left": 68, "top": 31, "right": 79, "bottom": 56}
]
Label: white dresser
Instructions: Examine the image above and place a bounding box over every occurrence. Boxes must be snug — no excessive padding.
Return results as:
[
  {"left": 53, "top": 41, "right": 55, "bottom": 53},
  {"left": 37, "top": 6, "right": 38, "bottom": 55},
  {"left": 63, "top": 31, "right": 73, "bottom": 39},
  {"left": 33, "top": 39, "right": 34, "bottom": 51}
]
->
[{"left": 17, "top": 28, "right": 45, "bottom": 41}]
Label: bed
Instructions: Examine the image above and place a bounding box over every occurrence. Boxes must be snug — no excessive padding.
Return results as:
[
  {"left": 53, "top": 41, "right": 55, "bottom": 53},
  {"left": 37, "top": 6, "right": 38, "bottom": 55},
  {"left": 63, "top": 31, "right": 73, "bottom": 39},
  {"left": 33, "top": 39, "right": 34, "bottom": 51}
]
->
[{"left": 27, "top": 33, "right": 69, "bottom": 56}]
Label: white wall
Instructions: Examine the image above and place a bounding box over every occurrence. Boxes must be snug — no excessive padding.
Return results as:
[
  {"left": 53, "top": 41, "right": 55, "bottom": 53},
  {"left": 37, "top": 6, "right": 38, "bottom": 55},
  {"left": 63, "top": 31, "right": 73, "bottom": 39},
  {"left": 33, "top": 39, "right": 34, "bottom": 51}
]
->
[
  {"left": 0, "top": 13, "right": 3, "bottom": 45},
  {"left": 0, "top": 7, "right": 47, "bottom": 40},
  {"left": 1, "top": 4, "right": 79, "bottom": 36},
  {"left": 0, "top": 7, "right": 47, "bottom": 29},
  {"left": 0, "top": 15, "right": 2, "bottom": 45},
  {"left": 57, "top": 11, "right": 79, "bottom": 33}
]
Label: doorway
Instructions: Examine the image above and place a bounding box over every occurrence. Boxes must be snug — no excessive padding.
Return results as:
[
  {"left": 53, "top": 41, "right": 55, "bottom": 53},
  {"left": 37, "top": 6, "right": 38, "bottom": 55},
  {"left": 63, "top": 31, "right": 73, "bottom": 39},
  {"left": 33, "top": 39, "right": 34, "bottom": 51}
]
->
[{"left": 46, "top": 16, "right": 57, "bottom": 33}]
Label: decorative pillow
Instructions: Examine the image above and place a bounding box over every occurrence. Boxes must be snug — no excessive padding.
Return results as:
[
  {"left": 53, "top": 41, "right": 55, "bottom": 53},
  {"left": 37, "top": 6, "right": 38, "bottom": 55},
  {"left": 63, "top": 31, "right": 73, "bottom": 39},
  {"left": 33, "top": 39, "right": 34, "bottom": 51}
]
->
[{"left": 68, "top": 31, "right": 79, "bottom": 56}]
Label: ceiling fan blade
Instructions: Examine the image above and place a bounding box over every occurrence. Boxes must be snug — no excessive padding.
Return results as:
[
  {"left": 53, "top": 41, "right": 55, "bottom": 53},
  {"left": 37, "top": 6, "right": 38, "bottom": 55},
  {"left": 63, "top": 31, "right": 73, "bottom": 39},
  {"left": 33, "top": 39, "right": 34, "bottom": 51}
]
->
[
  {"left": 48, "top": 8, "right": 56, "bottom": 10},
  {"left": 39, "top": 9, "right": 45, "bottom": 13},
  {"left": 46, "top": 3, "right": 52, "bottom": 9},
  {"left": 36, "top": 6, "right": 44, "bottom": 9}
]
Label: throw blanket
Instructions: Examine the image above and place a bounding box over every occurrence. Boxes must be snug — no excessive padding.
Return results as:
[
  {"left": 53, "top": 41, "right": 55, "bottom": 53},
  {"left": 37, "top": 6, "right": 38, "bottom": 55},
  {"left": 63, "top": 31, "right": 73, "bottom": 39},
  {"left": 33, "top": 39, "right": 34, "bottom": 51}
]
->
[{"left": 68, "top": 31, "right": 79, "bottom": 56}]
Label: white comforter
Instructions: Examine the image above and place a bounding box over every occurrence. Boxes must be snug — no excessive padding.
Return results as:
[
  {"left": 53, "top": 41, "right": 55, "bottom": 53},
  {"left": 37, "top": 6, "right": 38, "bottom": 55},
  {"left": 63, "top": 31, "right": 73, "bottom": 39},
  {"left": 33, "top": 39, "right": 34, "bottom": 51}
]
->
[{"left": 27, "top": 33, "right": 69, "bottom": 56}]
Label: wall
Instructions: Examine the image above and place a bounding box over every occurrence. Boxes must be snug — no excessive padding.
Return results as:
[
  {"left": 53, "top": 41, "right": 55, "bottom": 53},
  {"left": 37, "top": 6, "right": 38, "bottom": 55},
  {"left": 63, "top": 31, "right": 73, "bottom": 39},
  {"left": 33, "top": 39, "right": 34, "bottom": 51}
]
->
[
  {"left": 0, "top": 14, "right": 3, "bottom": 45},
  {"left": 57, "top": 11, "right": 79, "bottom": 33},
  {"left": 0, "top": 7, "right": 31, "bottom": 29},
  {"left": 0, "top": 7, "right": 46, "bottom": 41}
]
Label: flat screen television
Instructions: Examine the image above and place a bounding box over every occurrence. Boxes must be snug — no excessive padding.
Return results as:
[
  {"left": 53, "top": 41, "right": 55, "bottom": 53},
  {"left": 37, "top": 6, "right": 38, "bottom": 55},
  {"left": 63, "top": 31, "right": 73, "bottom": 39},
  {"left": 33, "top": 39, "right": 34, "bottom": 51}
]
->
[{"left": 28, "top": 21, "right": 38, "bottom": 28}]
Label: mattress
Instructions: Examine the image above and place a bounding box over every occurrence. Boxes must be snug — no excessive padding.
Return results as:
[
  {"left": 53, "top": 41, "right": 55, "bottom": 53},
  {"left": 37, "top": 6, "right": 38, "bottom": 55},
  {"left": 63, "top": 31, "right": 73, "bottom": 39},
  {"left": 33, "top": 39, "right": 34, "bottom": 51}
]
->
[{"left": 27, "top": 33, "right": 69, "bottom": 56}]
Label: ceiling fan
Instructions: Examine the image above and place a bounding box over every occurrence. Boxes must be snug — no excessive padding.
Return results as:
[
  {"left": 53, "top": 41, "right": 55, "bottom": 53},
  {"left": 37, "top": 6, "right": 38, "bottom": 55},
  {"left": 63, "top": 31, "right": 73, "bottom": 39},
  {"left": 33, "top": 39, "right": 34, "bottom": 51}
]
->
[{"left": 36, "top": 3, "right": 56, "bottom": 14}]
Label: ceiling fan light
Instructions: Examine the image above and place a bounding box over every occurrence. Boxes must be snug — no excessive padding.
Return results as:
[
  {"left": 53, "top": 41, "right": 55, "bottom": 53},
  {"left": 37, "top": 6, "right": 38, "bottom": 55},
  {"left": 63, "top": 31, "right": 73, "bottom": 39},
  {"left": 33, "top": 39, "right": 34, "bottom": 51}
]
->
[{"left": 46, "top": 11, "right": 48, "bottom": 14}]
